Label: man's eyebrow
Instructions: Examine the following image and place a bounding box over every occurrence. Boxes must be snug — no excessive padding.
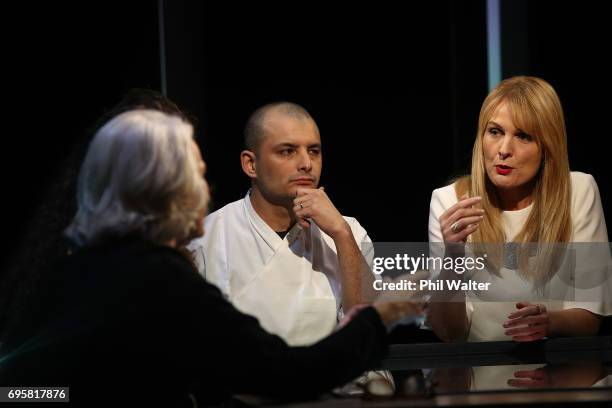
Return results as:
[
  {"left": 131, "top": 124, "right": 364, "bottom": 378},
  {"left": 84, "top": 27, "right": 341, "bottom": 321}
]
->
[
  {"left": 273, "top": 142, "right": 298, "bottom": 149},
  {"left": 271, "top": 142, "right": 321, "bottom": 149}
]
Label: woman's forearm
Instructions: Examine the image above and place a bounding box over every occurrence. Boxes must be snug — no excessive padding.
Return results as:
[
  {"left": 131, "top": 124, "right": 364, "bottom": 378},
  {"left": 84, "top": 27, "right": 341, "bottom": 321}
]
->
[{"left": 549, "top": 308, "right": 601, "bottom": 337}]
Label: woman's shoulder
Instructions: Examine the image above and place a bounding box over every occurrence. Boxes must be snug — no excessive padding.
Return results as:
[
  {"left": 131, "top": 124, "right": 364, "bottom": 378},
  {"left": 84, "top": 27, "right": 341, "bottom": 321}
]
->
[
  {"left": 568, "top": 171, "right": 608, "bottom": 241},
  {"left": 569, "top": 171, "right": 601, "bottom": 207},
  {"left": 432, "top": 182, "right": 457, "bottom": 197},
  {"left": 570, "top": 171, "right": 597, "bottom": 191},
  {"left": 430, "top": 180, "right": 462, "bottom": 210}
]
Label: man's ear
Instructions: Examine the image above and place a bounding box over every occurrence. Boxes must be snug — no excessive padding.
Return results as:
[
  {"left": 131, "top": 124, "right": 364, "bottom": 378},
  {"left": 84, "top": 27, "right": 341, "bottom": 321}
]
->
[{"left": 240, "top": 150, "right": 257, "bottom": 178}]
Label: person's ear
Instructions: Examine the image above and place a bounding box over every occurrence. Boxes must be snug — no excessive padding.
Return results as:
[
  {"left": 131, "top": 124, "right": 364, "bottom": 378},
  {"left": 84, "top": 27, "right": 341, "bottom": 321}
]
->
[{"left": 241, "top": 150, "right": 257, "bottom": 178}]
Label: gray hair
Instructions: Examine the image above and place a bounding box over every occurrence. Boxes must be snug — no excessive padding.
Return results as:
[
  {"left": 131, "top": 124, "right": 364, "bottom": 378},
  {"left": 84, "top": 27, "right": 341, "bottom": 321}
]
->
[
  {"left": 244, "top": 101, "right": 315, "bottom": 152},
  {"left": 66, "top": 109, "right": 209, "bottom": 247}
]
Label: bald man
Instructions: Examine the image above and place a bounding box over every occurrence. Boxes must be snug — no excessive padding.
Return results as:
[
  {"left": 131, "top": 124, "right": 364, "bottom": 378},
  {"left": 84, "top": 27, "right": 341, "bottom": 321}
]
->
[{"left": 188, "top": 102, "right": 374, "bottom": 346}]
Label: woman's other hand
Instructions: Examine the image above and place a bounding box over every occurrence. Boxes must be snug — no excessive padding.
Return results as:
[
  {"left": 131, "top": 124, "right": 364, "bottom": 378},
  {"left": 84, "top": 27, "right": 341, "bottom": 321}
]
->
[{"left": 503, "top": 301, "right": 550, "bottom": 342}]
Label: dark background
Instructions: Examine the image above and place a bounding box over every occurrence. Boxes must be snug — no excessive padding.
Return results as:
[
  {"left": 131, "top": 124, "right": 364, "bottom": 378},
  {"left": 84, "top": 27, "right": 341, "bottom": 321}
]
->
[{"left": 3, "top": 0, "right": 610, "bottom": 273}]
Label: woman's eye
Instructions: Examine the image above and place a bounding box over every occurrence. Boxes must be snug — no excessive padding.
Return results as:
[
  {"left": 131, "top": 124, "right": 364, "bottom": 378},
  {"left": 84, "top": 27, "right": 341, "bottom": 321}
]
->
[
  {"left": 488, "top": 128, "right": 501, "bottom": 136},
  {"left": 517, "top": 133, "right": 533, "bottom": 142}
]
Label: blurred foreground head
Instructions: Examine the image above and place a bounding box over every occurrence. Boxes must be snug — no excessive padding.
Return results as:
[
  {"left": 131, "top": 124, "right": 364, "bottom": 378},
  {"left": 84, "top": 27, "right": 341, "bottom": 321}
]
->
[{"left": 66, "top": 109, "right": 209, "bottom": 247}]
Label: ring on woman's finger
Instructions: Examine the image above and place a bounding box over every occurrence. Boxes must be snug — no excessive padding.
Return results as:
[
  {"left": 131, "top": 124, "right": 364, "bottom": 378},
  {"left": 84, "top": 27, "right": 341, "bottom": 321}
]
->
[
  {"left": 450, "top": 221, "right": 461, "bottom": 233},
  {"left": 299, "top": 203, "right": 304, "bottom": 209},
  {"left": 534, "top": 304, "right": 542, "bottom": 315}
]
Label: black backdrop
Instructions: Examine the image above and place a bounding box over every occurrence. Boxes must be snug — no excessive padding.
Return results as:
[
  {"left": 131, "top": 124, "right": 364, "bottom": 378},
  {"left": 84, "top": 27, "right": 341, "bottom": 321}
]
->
[
  {"left": 164, "top": 0, "right": 487, "bottom": 242},
  {"left": 3, "top": 0, "right": 610, "bottom": 271}
]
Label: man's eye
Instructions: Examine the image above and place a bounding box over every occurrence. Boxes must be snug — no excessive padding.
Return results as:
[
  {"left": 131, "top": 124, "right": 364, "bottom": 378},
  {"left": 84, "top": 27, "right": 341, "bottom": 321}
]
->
[
  {"left": 308, "top": 149, "right": 320, "bottom": 155},
  {"left": 280, "top": 149, "right": 294, "bottom": 155}
]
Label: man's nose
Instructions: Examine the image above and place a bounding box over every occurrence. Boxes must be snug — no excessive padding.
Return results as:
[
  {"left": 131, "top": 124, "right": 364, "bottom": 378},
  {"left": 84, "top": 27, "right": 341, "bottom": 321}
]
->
[{"left": 297, "top": 149, "right": 312, "bottom": 172}]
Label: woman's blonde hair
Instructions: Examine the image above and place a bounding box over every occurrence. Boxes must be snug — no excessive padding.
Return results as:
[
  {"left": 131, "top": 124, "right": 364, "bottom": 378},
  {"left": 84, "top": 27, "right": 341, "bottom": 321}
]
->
[
  {"left": 456, "top": 76, "right": 572, "bottom": 283},
  {"left": 66, "top": 109, "right": 209, "bottom": 247}
]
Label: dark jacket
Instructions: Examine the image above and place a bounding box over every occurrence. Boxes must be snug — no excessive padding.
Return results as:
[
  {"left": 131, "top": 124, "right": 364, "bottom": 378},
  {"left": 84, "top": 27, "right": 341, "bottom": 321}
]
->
[{"left": 1, "top": 238, "right": 388, "bottom": 406}]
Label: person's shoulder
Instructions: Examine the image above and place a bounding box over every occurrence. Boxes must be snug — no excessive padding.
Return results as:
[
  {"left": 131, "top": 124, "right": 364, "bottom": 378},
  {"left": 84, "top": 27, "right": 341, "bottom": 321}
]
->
[
  {"left": 341, "top": 215, "right": 363, "bottom": 228},
  {"left": 570, "top": 171, "right": 602, "bottom": 210},
  {"left": 570, "top": 171, "right": 599, "bottom": 202},
  {"left": 568, "top": 171, "right": 608, "bottom": 241},
  {"left": 188, "top": 197, "right": 246, "bottom": 250},
  {"left": 205, "top": 197, "right": 246, "bottom": 224},
  {"left": 430, "top": 180, "right": 460, "bottom": 210},
  {"left": 432, "top": 182, "right": 457, "bottom": 198},
  {"left": 65, "top": 239, "right": 194, "bottom": 283},
  {"left": 570, "top": 171, "right": 597, "bottom": 191},
  {"left": 341, "top": 215, "right": 370, "bottom": 240},
  {"left": 123, "top": 240, "right": 195, "bottom": 273}
]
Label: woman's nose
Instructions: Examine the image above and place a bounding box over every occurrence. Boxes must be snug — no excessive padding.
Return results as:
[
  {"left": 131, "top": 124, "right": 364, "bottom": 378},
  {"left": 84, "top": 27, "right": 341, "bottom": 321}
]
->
[{"left": 498, "top": 136, "right": 513, "bottom": 160}]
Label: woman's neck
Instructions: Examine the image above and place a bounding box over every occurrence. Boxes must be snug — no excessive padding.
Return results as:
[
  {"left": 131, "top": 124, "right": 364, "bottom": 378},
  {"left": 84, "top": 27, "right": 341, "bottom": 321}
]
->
[{"left": 497, "top": 188, "right": 534, "bottom": 211}]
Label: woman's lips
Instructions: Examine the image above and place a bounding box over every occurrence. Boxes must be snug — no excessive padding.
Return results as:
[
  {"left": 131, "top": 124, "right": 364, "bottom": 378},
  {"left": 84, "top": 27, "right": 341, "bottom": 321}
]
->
[{"left": 495, "top": 165, "right": 513, "bottom": 175}]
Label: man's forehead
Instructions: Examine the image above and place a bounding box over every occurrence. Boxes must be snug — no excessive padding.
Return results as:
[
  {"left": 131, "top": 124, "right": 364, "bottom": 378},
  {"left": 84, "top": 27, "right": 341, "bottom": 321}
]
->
[
  {"left": 264, "top": 108, "right": 315, "bottom": 127},
  {"left": 262, "top": 112, "right": 320, "bottom": 143}
]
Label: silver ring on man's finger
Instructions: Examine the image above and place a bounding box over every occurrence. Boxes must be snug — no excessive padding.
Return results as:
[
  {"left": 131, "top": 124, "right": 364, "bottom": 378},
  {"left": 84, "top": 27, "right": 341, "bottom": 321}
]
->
[{"left": 450, "top": 221, "right": 460, "bottom": 233}]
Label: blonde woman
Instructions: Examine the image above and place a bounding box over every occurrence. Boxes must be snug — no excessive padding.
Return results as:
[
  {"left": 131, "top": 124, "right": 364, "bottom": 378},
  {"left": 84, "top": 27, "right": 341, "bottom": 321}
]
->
[{"left": 427, "top": 76, "right": 608, "bottom": 342}]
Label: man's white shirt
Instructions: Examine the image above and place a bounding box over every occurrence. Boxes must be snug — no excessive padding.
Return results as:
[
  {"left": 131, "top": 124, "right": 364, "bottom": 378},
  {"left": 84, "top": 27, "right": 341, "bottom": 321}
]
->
[{"left": 188, "top": 191, "right": 374, "bottom": 346}]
